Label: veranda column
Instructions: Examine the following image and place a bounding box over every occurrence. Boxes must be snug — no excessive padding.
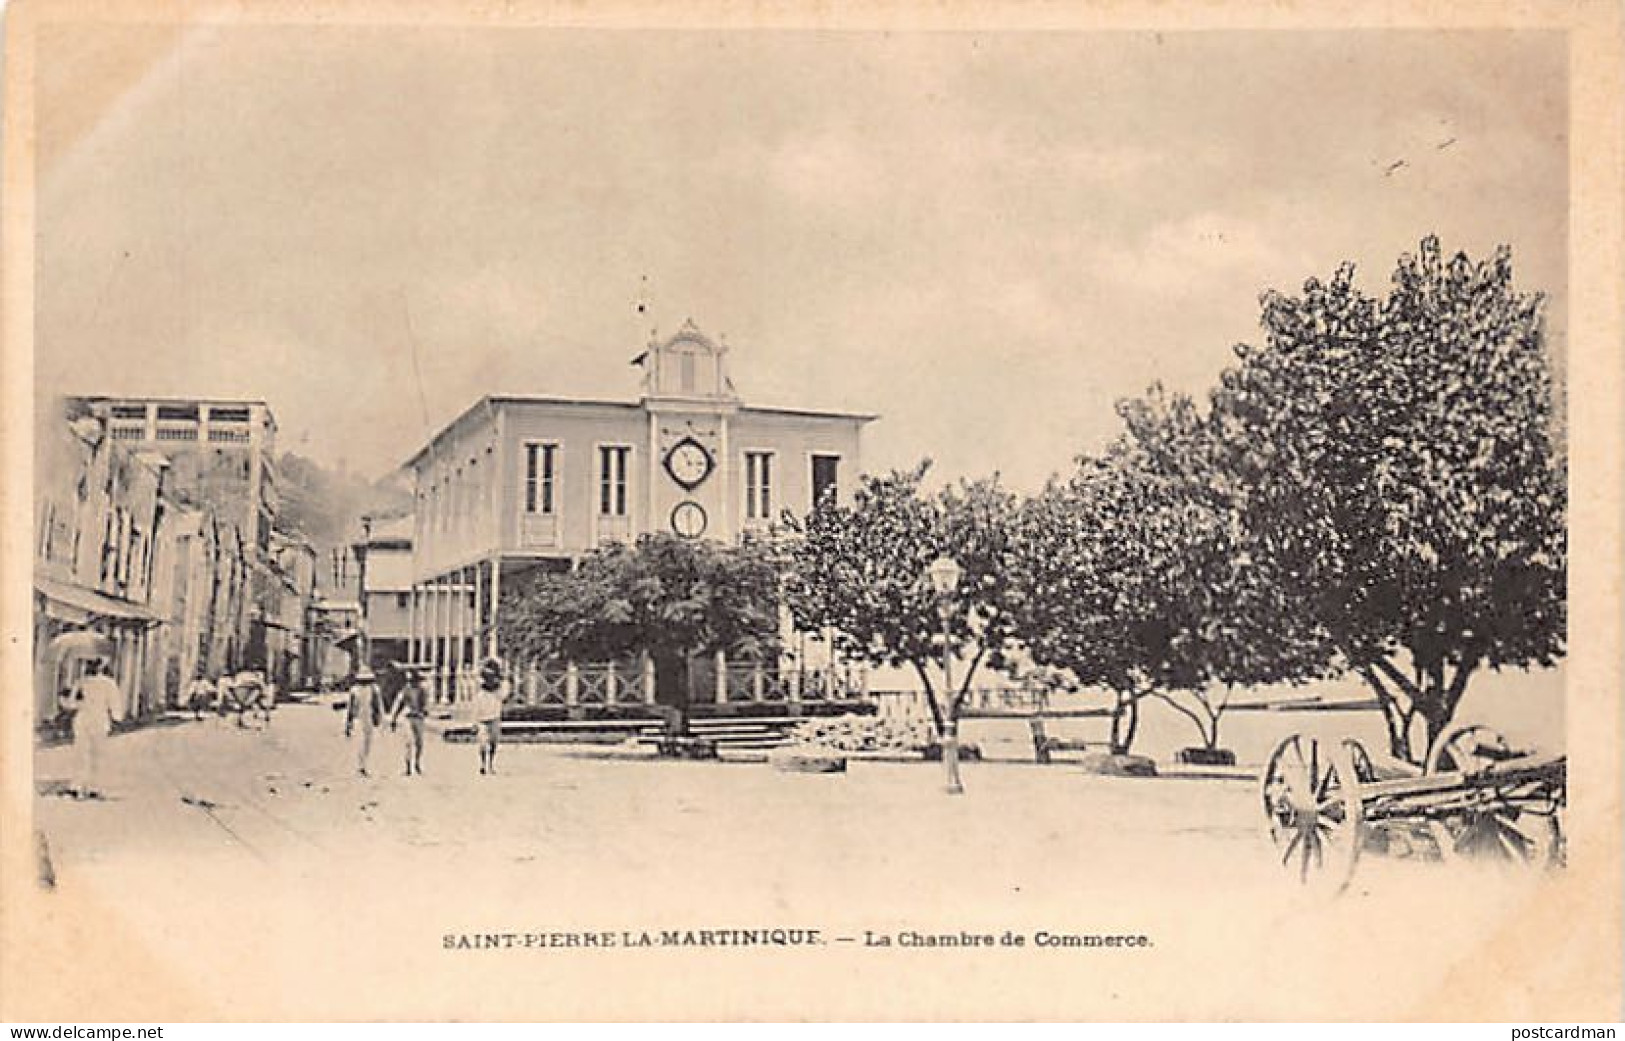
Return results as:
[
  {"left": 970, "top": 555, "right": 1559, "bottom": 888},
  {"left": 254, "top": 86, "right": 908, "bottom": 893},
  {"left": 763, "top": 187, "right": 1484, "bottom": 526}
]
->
[
  {"left": 473, "top": 560, "right": 484, "bottom": 664},
  {"left": 407, "top": 583, "right": 418, "bottom": 665},
  {"left": 714, "top": 649, "right": 727, "bottom": 705},
  {"left": 401, "top": 584, "right": 412, "bottom": 665},
  {"left": 425, "top": 580, "right": 437, "bottom": 697},
  {"left": 486, "top": 557, "right": 502, "bottom": 659},
  {"left": 416, "top": 585, "right": 426, "bottom": 668},
  {"left": 437, "top": 575, "right": 451, "bottom": 702},
  {"left": 451, "top": 566, "right": 467, "bottom": 700}
]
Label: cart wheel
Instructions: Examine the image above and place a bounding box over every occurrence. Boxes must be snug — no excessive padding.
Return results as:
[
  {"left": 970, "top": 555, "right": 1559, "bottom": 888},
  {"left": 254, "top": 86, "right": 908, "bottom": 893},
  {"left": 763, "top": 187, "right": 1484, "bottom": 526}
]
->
[
  {"left": 1426, "top": 724, "right": 1512, "bottom": 776},
  {"left": 1427, "top": 725, "right": 1563, "bottom": 869},
  {"left": 1429, "top": 804, "right": 1562, "bottom": 868},
  {"left": 1261, "top": 734, "right": 1365, "bottom": 893},
  {"left": 1342, "top": 738, "right": 1378, "bottom": 784}
]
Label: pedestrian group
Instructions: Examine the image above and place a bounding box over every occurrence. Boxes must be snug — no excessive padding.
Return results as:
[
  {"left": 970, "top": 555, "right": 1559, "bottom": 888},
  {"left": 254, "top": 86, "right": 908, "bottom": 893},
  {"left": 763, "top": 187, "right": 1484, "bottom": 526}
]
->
[{"left": 344, "top": 655, "right": 513, "bottom": 778}]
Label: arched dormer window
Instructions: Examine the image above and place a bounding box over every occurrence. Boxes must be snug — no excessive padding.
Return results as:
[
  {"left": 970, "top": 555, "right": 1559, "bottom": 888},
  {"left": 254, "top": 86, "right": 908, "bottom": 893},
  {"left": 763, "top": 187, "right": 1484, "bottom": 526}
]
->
[{"left": 634, "top": 319, "right": 741, "bottom": 403}]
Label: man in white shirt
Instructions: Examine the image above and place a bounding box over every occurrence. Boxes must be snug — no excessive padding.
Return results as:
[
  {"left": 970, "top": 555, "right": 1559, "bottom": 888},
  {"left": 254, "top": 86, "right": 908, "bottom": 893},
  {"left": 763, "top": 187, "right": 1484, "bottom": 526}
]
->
[
  {"left": 345, "top": 665, "right": 385, "bottom": 778},
  {"left": 64, "top": 659, "right": 120, "bottom": 798},
  {"left": 472, "top": 657, "right": 510, "bottom": 776}
]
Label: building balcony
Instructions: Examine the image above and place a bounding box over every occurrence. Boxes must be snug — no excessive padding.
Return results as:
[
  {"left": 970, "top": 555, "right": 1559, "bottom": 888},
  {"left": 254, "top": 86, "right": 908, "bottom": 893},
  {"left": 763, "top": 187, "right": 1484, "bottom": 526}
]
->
[
  {"left": 154, "top": 423, "right": 199, "bottom": 442},
  {"left": 520, "top": 512, "right": 559, "bottom": 548},
  {"left": 595, "top": 514, "right": 631, "bottom": 544}
]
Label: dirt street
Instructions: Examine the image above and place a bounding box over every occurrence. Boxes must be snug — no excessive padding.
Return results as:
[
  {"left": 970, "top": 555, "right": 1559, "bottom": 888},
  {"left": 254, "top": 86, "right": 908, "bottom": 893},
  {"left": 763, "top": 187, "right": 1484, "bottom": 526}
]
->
[{"left": 23, "top": 701, "right": 1576, "bottom": 1021}]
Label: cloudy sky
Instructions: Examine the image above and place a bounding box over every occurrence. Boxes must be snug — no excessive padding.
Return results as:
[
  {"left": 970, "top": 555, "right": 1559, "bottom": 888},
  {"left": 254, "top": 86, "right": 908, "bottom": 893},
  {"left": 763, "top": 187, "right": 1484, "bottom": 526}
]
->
[{"left": 35, "top": 25, "right": 1566, "bottom": 490}]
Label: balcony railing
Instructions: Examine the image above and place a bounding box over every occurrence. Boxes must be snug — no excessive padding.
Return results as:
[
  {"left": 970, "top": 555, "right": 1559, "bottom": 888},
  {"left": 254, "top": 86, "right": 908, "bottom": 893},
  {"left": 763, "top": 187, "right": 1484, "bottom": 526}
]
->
[{"left": 155, "top": 424, "right": 199, "bottom": 442}]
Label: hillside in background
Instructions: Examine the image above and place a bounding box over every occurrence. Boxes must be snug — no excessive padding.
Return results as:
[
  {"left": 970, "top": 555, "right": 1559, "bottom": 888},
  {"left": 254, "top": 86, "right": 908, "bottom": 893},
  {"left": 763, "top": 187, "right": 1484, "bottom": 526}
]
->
[{"left": 275, "top": 452, "right": 412, "bottom": 597}]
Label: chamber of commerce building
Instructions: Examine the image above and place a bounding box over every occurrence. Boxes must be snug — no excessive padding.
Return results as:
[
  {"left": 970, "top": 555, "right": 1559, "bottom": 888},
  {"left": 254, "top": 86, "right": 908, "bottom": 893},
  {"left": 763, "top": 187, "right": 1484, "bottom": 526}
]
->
[{"left": 404, "top": 321, "right": 876, "bottom": 713}]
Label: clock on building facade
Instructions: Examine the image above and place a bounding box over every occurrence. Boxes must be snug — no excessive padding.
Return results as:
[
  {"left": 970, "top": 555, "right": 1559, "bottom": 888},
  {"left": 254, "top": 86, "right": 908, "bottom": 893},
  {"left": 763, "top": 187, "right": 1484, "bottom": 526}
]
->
[
  {"left": 663, "top": 436, "right": 714, "bottom": 490},
  {"left": 671, "top": 500, "right": 708, "bottom": 539}
]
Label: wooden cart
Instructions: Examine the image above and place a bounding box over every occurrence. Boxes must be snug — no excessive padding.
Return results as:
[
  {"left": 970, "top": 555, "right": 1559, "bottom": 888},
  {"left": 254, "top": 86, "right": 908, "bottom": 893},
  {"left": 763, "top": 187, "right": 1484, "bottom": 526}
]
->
[{"left": 1261, "top": 724, "right": 1566, "bottom": 893}]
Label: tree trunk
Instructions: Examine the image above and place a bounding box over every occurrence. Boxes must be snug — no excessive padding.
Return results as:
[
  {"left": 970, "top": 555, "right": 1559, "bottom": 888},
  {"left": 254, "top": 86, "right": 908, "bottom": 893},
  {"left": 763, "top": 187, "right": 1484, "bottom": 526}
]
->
[
  {"left": 1149, "top": 690, "right": 1218, "bottom": 752},
  {"left": 1415, "top": 657, "right": 1478, "bottom": 760},
  {"left": 1359, "top": 655, "right": 1478, "bottom": 765},
  {"left": 1355, "top": 661, "right": 1414, "bottom": 763},
  {"left": 1109, "top": 692, "right": 1140, "bottom": 755},
  {"left": 910, "top": 660, "right": 946, "bottom": 737}
]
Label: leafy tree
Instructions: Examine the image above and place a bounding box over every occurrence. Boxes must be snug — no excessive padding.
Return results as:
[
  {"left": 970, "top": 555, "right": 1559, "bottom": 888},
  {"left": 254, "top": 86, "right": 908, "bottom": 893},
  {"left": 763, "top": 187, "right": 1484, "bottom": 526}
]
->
[
  {"left": 1212, "top": 237, "right": 1565, "bottom": 761},
  {"left": 497, "top": 533, "right": 783, "bottom": 732},
  {"left": 782, "top": 463, "right": 1024, "bottom": 777},
  {"left": 1009, "top": 382, "right": 1330, "bottom": 756},
  {"left": 1119, "top": 385, "right": 1335, "bottom": 752},
  {"left": 1009, "top": 444, "right": 1182, "bottom": 755}
]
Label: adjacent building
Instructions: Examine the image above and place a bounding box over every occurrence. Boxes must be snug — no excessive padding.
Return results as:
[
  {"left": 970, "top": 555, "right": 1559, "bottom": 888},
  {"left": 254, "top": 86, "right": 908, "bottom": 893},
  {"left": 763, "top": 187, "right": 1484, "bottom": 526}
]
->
[
  {"left": 70, "top": 396, "right": 285, "bottom": 680},
  {"left": 307, "top": 598, "right": 363, "bottom": 685},
  {"left": 33, "top": 400, "right": 265, "bottom": 725},
  {"left": 35, "top": 396, "right": 319, "bottom": 734},
  {"left": 352, "top": 512, "right": 413, "bottom": 671},
  {"left": 264, "top": 532, "right": 319, "bottom": 691},
  {"left": 34, "top": 404, "right": 170, "bottom": 723},
  {"left": 402, "top": 322, "right": 876, "bottom": 708},
  {"left": 75, "top": 397, "right": 279, "bottom": 556}
]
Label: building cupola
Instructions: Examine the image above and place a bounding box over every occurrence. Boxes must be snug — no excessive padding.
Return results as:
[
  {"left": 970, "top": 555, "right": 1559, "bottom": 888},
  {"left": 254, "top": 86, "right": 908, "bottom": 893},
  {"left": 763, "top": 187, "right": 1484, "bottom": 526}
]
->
[{"left": 632, "top": 319, "right": 741, "bottom": 405}]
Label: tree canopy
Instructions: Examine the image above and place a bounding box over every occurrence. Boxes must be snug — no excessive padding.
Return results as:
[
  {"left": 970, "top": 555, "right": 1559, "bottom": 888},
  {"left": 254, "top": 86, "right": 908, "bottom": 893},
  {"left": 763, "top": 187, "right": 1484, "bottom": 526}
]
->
[
  {"left": 782, "top": 462, "right": 1023, "bottom": 733},
  {"left": 1212, "top": 236, "right": 1565, "bottom": 759},
  {"left": 1008, "top": 383, "right": 1333, "bottom": 753},
  {"left": 497, "top": 533, "right": 783, "bottom": 696}
]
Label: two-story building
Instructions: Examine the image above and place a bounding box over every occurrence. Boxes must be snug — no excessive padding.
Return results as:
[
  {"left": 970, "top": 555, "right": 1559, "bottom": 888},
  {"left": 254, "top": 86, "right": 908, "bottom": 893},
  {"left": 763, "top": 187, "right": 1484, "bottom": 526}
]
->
[
  {"left": 352, "top": 512, "right": 414, "bottom": 671},
  {"left": 403, "top": 322, "right": 876, "bottom": 709}
]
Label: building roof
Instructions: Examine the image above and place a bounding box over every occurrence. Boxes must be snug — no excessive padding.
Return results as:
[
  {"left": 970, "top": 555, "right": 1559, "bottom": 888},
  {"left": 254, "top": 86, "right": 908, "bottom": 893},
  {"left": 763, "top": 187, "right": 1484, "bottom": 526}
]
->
[
  {"left": 400, "top": 393, "right": 879, "bottom": 473},
  {"left": 68, "top": 395, "right": 279, "bottom": 434},
  {"left": 70, "top": 394, "right": 273, "bottom": 408},
  {"left": 737, "top": 403, "right": 881, "bottom": 423},
  {"left": 34, "top": 575, "right": 163, "bottom": 624}
]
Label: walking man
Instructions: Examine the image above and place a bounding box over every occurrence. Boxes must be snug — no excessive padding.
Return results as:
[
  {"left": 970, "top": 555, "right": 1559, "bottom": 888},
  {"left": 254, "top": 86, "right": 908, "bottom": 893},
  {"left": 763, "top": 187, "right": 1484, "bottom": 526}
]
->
[
  {"left": 389, "top": 663, "right": 430, "bottom": 776},
  {"left": 345, "top": 665, "right": 385, "bottom": 778},
  {"left": 472, "top": 657, "right": 510, "bottom": 776},
  {"left": 62, "top": 659, "right": 119, "bottom": 798}
]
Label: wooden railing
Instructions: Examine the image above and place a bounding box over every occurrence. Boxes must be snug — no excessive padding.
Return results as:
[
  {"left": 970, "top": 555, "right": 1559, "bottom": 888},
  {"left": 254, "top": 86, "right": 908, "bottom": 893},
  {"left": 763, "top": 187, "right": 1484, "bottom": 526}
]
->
[{"left": 434, "top": 658, "right": 872, "bottom": 708}]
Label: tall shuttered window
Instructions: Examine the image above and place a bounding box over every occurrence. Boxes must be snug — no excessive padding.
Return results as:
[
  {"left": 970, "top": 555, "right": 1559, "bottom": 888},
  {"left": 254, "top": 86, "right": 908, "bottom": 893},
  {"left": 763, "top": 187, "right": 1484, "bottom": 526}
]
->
[
  {"left": 598, "top": 447, "right": 629, "bottom": 516},
  {"left": 811, "top": 455, "right": 840, "bottom": 510},
  {"left": 745, "top": 452, "right": 774, "bottom": 521},
  {"left": 525, "top": 443, "right": 556, "bottom": 515}
]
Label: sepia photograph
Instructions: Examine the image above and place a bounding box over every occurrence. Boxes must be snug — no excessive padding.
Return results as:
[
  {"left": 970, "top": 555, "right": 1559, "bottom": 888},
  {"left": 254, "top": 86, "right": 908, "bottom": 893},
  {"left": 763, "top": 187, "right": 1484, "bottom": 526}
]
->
[{"left": 2, "top": 0, "right": 1620, "bottom": 1024}]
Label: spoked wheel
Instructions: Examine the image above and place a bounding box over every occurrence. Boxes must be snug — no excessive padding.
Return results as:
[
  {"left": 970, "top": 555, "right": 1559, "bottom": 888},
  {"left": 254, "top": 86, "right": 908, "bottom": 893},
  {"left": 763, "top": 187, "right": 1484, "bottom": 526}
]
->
[
  {"left": 1425, "top": 724, "right": 1515, "bottom": 776},
  {"left": 1343, "top": 738, "right": 1378, "bottom": 785},
  {"left": 1426, "top": 725, "right": 1564, "bottom": 870},
  {"left": 1261, "top": 734, "right": 1365, "bottom": 894}
]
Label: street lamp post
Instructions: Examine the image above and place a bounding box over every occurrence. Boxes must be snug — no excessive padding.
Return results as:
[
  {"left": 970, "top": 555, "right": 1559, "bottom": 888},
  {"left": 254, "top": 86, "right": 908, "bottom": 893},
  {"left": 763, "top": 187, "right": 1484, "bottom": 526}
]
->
[{"left": 927, "top": 555, "right": 964, "bottom": 795}]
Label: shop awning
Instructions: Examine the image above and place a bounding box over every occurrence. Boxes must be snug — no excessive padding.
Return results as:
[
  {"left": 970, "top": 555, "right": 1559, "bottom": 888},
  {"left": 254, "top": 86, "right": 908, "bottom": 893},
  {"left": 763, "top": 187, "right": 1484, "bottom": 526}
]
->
[{"left": 34, "top": 575, "right": 163, "bottom": 626}]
